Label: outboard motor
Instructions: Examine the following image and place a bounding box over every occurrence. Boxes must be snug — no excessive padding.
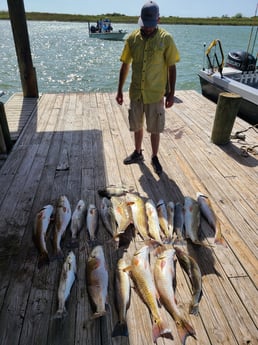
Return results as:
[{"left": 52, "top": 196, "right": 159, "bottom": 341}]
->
[{"left": 226, "top": 51, "right": 256, "bottom": 71}]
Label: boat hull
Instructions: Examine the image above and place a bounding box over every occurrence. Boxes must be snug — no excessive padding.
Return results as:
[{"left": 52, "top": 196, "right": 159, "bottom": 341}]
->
[
  {"left": 199, "top": 71, "right": 258, "bottom": 125},
  {"left": 89, "top": 31, "right": 127, "bottom": 41}
]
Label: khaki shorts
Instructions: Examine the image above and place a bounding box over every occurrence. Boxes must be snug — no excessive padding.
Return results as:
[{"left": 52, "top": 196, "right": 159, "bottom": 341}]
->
[{"left": 128, "top": 99, "right": 165, "bottom": 134}]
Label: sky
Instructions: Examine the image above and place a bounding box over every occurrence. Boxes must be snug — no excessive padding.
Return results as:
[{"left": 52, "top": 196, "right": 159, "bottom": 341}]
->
[{"left": 0, "top": 0, "right": 257, "bottom": 18}]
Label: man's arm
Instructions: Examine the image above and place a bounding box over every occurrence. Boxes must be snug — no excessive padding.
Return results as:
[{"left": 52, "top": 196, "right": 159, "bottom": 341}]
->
[
  {"left": 116, "top": 62, "right": 130, "bottom": 105},
  {"left": 165, "top": 64, "right": 177, "bottom": 108}
]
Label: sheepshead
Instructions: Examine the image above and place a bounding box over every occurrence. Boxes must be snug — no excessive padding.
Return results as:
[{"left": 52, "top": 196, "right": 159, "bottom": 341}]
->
[
  {"left": 145, "top": 199, "right": 162, "bottom": 243},
  {"left": 86, "top": 204, "right": 99, "bottom": 242},
  {"left": 111, "top": 196, "right": 132, "bottom": 236},
  {"left": 34, "top": 204, "right": 54, "bottom": 268},
  {"left": 112, "top": 258, "right": 131, "bottom": 337},
  {"left": 175, "top": 247, "right": 202, "bottom": 315},
  {"left": 154, "top": 248, "right": 196, "bottom": 344},
  {"left": 100, "top": 197, "right": 117, "bottom": 237},
  {"left": 174, "top": 202, "right": 184, "bottom": 242},
  {"left": 197, "top": 192, "right": 226, "bottom": 246},
  {"left": 70, "top": 199, "right": 86, "bottom": 247},
  {"left": 86, "top": 245, "right": 108, "bottom": 318},
  {"left": 126, "top": 194, "right": 149, "bottom": 240},
  {"left": 53, "top": 196, "right": 71, "bottom": 259},
  {"left": 184, "top": 196, "right": 201, "bottom": 244},
  {"left": 55, "top": 251, "right": 76, "bottom": 318},
  {"left": 98, "top": 185, "right": 134, "bottom": 198},
  {"left": 156, "top": 199, "right": 170, "bottom": 239},
  {"left": 167, "top": 201, "right": 175, "bottom": 240},
  {"left": 127, "top": 245, "right": 172, "bottom": 342}
]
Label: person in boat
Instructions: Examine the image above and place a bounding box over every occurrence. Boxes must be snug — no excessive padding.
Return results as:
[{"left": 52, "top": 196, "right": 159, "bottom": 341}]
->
[{"left": 116, "top": 1, "right": 180, "bottom": 175}]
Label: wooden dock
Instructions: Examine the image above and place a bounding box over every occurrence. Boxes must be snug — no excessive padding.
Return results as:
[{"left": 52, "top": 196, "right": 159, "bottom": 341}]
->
[{"left": 0, "top": 90, "right": 257, "bottom": 345}]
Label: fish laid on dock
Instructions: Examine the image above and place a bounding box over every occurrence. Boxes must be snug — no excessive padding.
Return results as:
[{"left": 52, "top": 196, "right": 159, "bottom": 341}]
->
[
  {"left": 100, "top": 197, "right": 117, "bottom": 238},
  {"left": 145, "top": 199, "right": 162, "bottom": 243},
  {"left": 98, "top": 185, "right": 134, "bottom": 198},
  {"left": 55, "top": 251, "right": 76, "bottom": 318},
  {"left": 111, "top": 196, "right": 132, "bottom": 236},
  {"left": 197, "top": 192, "right": 227, "bottom": 246},
  {"left": 126, "top": 194, "right": 149, "bottom": 240},
  {"left": 34, "top": 204, "right": 54, "bottom": 268},
  {"left": 112, "top": 258, "right": 131, "bottom": 337},
  {"left": 156, "top": 199, "right": 170, "bottom": 240},
  {"left": 184, "top": 196, "right": 201, "bottom": 245},
  {"left": 70, "top": 199, "right": 86, "bottom": 247},
  {"left": 167, "top": 201, "right": 175, "bottom": 240},
  {"left": 86, "top": 204, "right": 99, "bottom": 242},
  {"left": 86, "top": 245, "right": 109, "bottom": 319},
  {"left": 154, "top": 247, "right": 196, "bottom": 344},
  {"left": 174, "top": 202, "right": 185, "bottom": 242},
  {"left": 127, "top": 245, "right": 172, "bottom": 342},
  {"left": 53, "top": 195, "right": 71, "bottom": 259},
  {"left": 175, "top": 247, "right": 202, "bottom": 315}
]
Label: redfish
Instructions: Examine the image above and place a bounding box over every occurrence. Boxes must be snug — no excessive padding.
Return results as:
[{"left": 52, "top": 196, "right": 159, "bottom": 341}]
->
[
  {"left": 145, "top": 199, "right": 162, "bottom": 243},
  {"left": 53, "top": 196, "right": 71, "bottom": 259},
  {"left": 112, "top": 258, "right": 131, "bottom": 337},
  {"left": 127, "top": 245, "right": 172, "bottom": 342},
  {"left": 70, "top": 199, "right": 86, "bottom": 247},
  {"left": 55, "top": 251, "right": 76, "bottom": 318},
  {"left": 86, "top": 245, "right": 108, "bottom": 318},
  {"left": 197, "top": 192, "right": 227, "bottom": 246},
  {"left": 175, "top": 247, "right": 202, "bottom": 315},
  {"left": 126, "top": 194, "right": 149, "bottom": 240},
  {"left": 154, "top": 248, "right": 196, "bottom": 344},
  {"left": 34, "top": 204, "right": 53, "bottom": 268}
]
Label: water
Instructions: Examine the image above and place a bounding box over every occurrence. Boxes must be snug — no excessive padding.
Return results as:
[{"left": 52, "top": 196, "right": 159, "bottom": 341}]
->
[{"left": 0, "top": 20, "right": 257, "bottom": 103}]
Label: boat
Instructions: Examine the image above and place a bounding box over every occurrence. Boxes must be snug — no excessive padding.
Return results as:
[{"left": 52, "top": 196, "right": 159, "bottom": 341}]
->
[
  {"left": 88, "top": 18, "right": 127, "bottom": 41},
  {"left": 198, "top": 36, "right": 258, "bottom": 125}
]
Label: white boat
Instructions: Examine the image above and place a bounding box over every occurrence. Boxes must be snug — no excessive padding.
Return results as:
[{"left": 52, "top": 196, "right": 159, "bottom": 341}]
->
[
  {"left": 198, "top": 38, "right": 258, "bottom": 125},
  {"left": 88, "top": 19, "right": 127, "bottom": 41}
]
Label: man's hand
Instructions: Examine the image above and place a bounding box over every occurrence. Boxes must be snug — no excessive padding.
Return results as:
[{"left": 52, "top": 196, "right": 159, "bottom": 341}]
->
[{"left": 116, "top": 92, "right": 123, "bottom": 105}]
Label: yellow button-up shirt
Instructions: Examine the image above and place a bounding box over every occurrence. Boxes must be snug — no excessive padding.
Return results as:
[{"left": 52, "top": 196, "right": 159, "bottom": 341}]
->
[{"left": 120, "top": 27, "right": 180, "bottom": 104}]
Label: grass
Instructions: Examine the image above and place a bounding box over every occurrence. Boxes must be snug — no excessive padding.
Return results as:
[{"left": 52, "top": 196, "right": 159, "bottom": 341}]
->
[{"left": 0, "top": 11, "right": 257, "bottom": 26}]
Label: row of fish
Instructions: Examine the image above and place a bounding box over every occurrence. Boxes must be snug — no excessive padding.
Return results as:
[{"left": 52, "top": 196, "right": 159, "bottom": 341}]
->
[
  {"left": 100, "top": 190, "right": 226, "bottom": 248},
  {"left": 55, "top": 243, "right": 201, "bottom": 344}
]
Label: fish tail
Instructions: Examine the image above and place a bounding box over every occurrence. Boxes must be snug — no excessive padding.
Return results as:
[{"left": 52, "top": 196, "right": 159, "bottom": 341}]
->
[
  {"left": 52, "top": 249, "right": 64, "bottom": 261},
  {"left": 176, "top": 319, "right": 196, "bottom": 344},
  {"left": 189, "top": 302, "right": 199, "bottom": 315},
  {"left": 111, "top": 320, "right": 128, "bottom": 337},
  {"left": 53, "top": 307, "right": 68, "bottom": 319},
  {"left": 91, "top": 310, "right": 107, "bottom": 319},
  {"left": 38, "top": 252, "right": 50, "bottom": 268},
  {"left": 214, "top": 236, "right": 227, "bottom": 247},
  {"left": 70, "top": 238, "right": 79, "bottom": 248},
  {"left": 152, "top": 318, "right": 172, "bottom": 342}
]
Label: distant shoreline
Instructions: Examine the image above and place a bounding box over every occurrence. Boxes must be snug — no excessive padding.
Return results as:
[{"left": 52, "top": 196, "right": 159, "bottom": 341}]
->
[{"left": 0, "top": 11, "right": 257, "bottom": 26}]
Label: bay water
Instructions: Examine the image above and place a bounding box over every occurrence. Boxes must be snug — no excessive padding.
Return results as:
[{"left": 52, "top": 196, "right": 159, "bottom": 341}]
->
[{"left": 0, "top": 20, "right": 257, "bottom": 103}]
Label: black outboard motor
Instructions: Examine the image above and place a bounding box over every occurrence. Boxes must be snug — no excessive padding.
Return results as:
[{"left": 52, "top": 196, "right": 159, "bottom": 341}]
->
[{"left": 226, "top": 51, "right": 256, "bottom": 71}]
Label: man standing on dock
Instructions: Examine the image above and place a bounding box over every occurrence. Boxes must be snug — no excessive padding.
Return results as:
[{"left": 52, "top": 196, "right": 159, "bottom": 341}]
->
[{"left": 116, "top": 1, "right": 180, "bottom": 175}]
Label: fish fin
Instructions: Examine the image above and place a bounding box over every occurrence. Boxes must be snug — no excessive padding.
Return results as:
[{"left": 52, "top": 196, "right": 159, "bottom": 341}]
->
[
  {"left": 214, "top": 235, "right": 227, "bottom": 247},
  {"left": 112, "top": 320, "right": 128, "bottom": 337},
  {"left": 189, "top": 303, "right": 199, "bottom": 316},
  {"left": 176, "top": 319, "right": 196, "bottom": 344},
  {"left": 152, "top": 319, "right": 172, "bottom": 342},
  {"left": 91, "top": 310, "right": 106, "bottom": 319},
  {"left": 38, "top": 252, "right": 50, "bottom": 269}
]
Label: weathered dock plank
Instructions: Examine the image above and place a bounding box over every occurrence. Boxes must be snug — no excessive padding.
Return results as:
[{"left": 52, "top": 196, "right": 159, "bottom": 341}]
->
[{"left": 0, "top": 91, "right": 257, "bottom": 345}]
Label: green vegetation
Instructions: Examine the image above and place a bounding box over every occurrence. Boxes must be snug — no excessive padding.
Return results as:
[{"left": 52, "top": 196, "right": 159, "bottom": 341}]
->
[{"left": 0, "top": 11, "right": 257, "bottom": 26}]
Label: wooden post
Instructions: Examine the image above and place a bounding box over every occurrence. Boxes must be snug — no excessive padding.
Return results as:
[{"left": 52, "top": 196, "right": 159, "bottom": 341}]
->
[
  {"left": 0, "top": 102, "right": 13, "bottom": 153},
  {"left": 211, "top": 92, "right": 242, "bottom": 145},
  {"left": 7, "top": 0, "right": 39, "bottom": 98}
]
